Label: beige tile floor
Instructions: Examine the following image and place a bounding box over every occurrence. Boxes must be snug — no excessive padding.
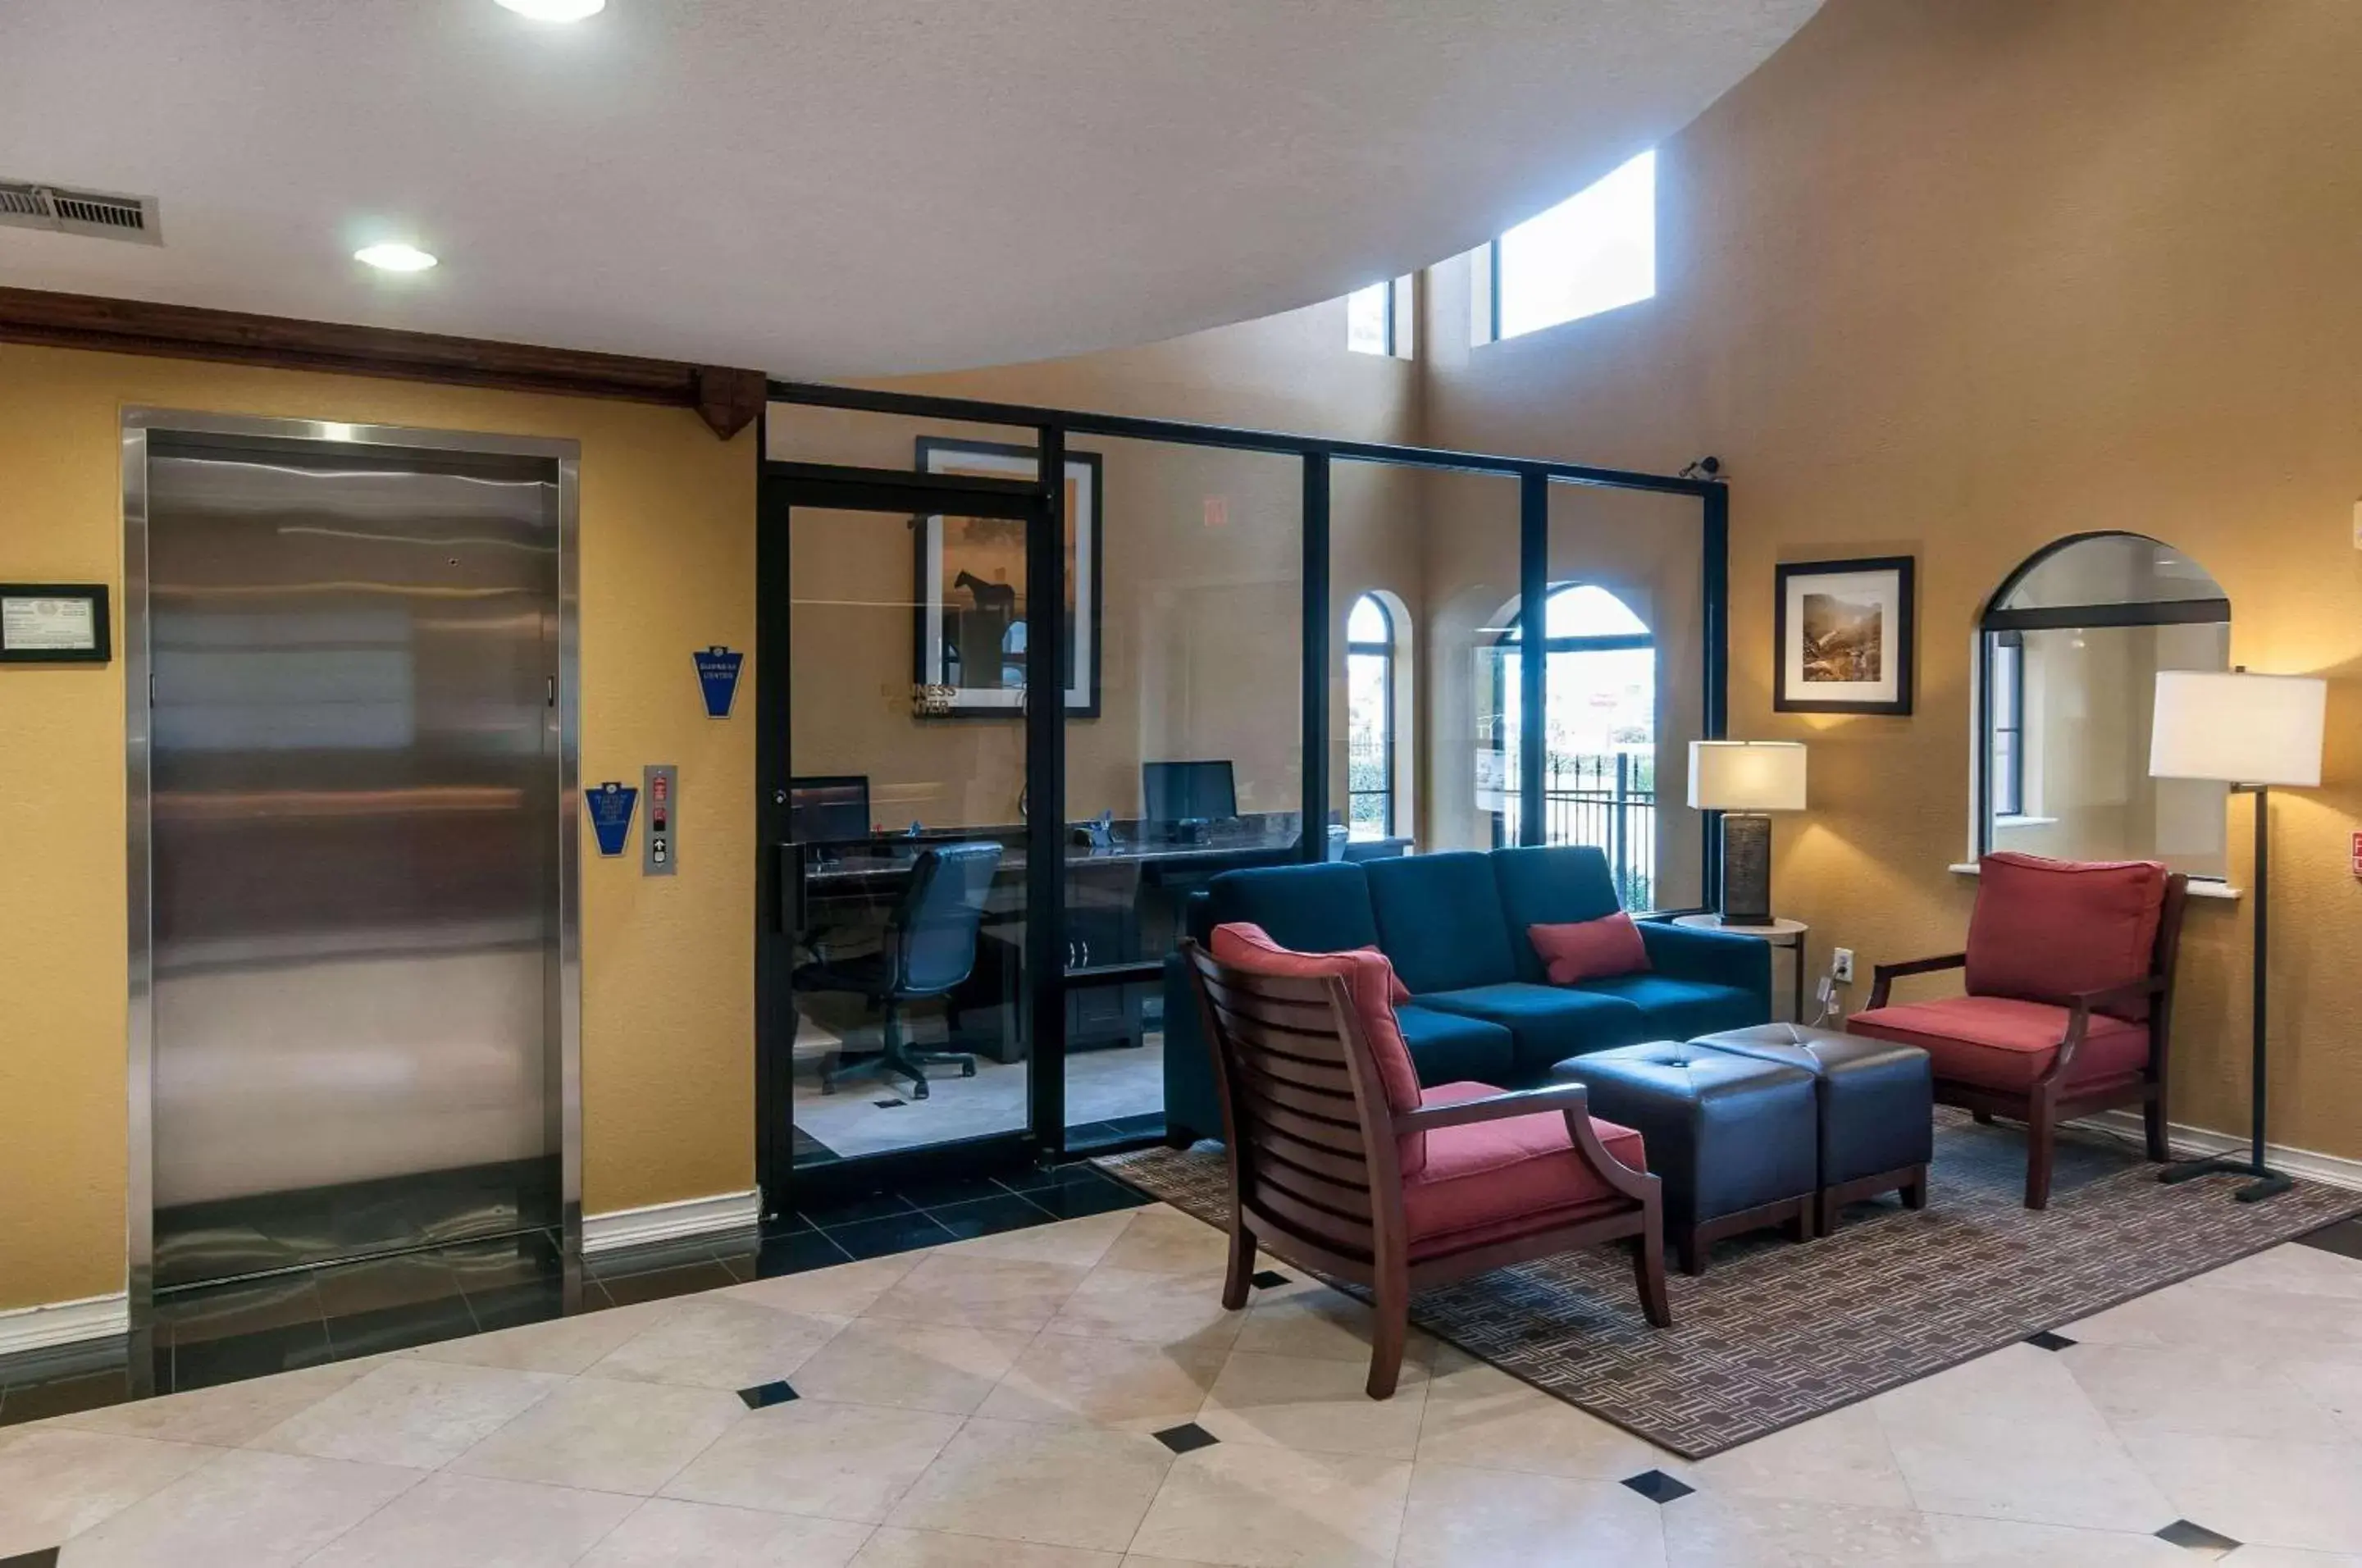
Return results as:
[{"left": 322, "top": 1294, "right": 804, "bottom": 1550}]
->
[{"left": 6, "top": 1202, "right": 2360, "bottom": 1566}]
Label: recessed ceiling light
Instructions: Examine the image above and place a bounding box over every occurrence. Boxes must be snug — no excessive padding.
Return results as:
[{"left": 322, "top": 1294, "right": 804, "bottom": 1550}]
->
[
  {"left": 495, "top": 0, "right": 606, "bottom": 20},
  {"left": 354, "top": 242, "right": 438, "bottom": 272}
]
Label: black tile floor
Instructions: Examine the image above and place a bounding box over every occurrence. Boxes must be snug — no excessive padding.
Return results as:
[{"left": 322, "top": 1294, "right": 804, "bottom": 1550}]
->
[{"left": 0, "top": 1161, "right": 1151, "bottom": 1431}]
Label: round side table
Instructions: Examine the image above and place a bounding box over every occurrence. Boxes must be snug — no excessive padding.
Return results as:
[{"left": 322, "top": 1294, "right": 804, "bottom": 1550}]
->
[{"left": 1671, "top": 914, "right": 1811, "bottom": 1023}]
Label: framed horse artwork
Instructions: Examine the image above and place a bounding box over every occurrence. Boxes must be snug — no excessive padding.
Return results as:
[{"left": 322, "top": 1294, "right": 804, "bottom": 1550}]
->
[{"left": 913, "top": 436, "right": 1104, "bottom": 718}]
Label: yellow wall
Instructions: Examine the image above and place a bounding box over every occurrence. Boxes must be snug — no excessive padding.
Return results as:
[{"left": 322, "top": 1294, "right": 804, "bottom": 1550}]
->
[
  {"left": 1421, "top": 0, "right": 2362, "bottom": 1158},
  {"left": 0, "top": 342, "right": 755, "bottom": 1311}
]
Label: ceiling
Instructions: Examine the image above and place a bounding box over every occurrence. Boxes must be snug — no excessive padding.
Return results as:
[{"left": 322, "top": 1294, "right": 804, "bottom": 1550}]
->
[{"left": 0, "top": 1, "right": 1819, "bottom": 377}]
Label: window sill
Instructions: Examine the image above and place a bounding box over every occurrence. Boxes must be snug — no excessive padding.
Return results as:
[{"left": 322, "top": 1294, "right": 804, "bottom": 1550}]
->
[
  {"left": 1946, "top": 863, "right": 2242, "bottom": 900},
  {"left": 1990, "top": 814, "right": 2059, "bottom": 829}
]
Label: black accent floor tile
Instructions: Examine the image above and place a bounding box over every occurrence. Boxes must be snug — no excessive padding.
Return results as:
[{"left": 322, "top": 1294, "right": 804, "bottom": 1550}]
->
[
  {"left": 322, "top": 1293, "right": 481, "bottom": 1360},
  {"left": 168, "top": 1320, "right": 336, "bottom": 1394},
  {"left": 1020, "top": 1169, "right": 1153, "bottom": 1219},
  {"left": 2295, "top": 1216, "right": 2362, "bottom": 1260},
  {"left": 872, "top": 1099, "right": 907, "bottom": 1110},
  {"left": 995, "top": 1161, "right": 1120, "bottom": 1196},
  {"left": 2155, "top": 1519, "right": 2241, "bottom": 1551},
  {"left": 312, "top": 1251, "right": 468, "bottom": 1319},
  {"left": 927, "top": 1192, "right": 1057, "bottom": 1242},
  {"left": 823, "top": 1210, "right": 957, "bottom": 1260},
  {"left": 462, "top": 1282, "right": 574, "bottom": 1334},
  {"left": 2024, "top": 1330, "right": 2077, "bottom": 1351},
  {"left": 796, "top": 1190, "right": 921, "bottom": 1228},
  {"left": 749, "top": 1228, "right": 857, "bottom": 1279},
  {"left": 899, "top": 1174, "right": 1027, "bottom": 1210},
  {"left": 759, "top": 1209, "right": 818, "bottom": 1237},
  {"left": 1621, "top": 1469, "right": 1695, "bottom": 1504},
  {"left": 1251, "top": 1270, "right": 1290, "bottom": 1288},
  {"left": 1, "top": 1547, "right": 62, "bottom": 1567},
  {"left": 0, "top": 1367, "right": 135, "bottom": 1427},
  {"left": 590, "top": 1259, "right": 742, "bottom": 1307},
  {"left": 739, "top": 1379, "right": 799, "bottom": 1410},
  {"left": 1154, "top": 1421, "right": 1221, "bottom": 1455}
]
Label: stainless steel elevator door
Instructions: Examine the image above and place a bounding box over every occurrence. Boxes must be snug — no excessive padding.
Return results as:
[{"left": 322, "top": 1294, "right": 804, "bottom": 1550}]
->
[{"left": 148, "top": 437, "right": 562, "bottom": 1287}]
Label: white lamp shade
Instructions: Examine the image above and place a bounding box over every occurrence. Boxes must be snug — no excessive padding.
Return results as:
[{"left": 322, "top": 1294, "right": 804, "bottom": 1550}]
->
[
  {"left": 2150, "top": 670, "right": 2326, "bottom": 787},
  {"left": 1689, "top": 741, "right": 1808, "bottom": 812}
]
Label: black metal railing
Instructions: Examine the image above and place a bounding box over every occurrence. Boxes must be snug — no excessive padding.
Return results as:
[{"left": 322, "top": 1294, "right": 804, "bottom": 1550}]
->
[
  {"left": 1347, "top": 734, "right": 1392, "bottom": 839},
  {"left": 1511, "top": 751, "right": 1656, "bottom": 909}
]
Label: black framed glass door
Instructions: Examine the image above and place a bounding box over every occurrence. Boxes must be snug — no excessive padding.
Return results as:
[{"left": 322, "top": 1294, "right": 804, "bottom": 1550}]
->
[{"left": 755, "top": 463, "right": 1066, "bottom": 1215}]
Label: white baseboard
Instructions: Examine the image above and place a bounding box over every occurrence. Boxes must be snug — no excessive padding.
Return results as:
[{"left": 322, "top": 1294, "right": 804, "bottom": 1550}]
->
[
  {"left": 581, "top": 1188, "right": 761, "bottom": 1255},
  {"left": 2074, "top": 1110, "right": 2362, "bottom": 1192},
  {"left": 0, "top": 1292, "right": 130, "bottom": 1356}
]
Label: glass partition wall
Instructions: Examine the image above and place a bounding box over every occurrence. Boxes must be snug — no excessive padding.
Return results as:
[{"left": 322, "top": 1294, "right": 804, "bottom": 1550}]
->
[
  {"left": 759, "top": 385, "right": 1726, "bottom": 1211},
  {"left": 1062, "top": 438, "right": 1302, "bottom": 1151}
]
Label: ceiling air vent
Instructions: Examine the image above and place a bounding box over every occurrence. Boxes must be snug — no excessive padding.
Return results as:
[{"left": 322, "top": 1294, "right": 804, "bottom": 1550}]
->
[{"left": 0, "top": 180, "right": 162, "bottom": 244}]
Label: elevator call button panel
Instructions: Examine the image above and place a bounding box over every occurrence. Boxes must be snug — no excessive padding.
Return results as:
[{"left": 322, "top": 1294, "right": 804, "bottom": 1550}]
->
[{"left": 643, "top": 764, "right": 677, "bottom": 876}]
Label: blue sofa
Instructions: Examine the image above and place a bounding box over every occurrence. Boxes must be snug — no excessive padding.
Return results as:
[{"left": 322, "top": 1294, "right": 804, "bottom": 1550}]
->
[{"left": 1160, "top": 845, "right": 1773, "bottom": 1145}]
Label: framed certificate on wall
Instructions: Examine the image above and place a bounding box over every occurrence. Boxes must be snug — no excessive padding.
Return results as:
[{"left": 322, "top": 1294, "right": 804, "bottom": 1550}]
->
[{"left": 0, "top": 584, "right": 111, "bottom": 663}]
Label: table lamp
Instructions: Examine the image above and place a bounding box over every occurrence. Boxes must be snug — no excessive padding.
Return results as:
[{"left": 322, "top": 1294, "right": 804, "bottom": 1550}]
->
[
  {"left": 2149, "top": 667, "right": 2327, "bottom": 1202},
  {"left": 1689, "top": 741, "right": 1808, "bottom": 928}
]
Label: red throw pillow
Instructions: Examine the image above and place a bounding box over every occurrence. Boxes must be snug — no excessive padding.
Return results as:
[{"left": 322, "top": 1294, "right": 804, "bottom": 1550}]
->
[
  {"left": 1208, "top": 923, "right": 1422, "bottom": 1119},
  {"left": 1966, "top": 853, "right": 2168, "bottom": 1020},
  {"left": 1528, "top": 914, "right": 1652, "bottom": 986}
]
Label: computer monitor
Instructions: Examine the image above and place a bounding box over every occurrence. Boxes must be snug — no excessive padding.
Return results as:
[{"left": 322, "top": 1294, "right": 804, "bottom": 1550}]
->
[
  {"left": 1142, "top": 759, "right": 1238, "bottom": 826},
  {"left": 788, "top": 775, "right": 871, "bottom": 844}
]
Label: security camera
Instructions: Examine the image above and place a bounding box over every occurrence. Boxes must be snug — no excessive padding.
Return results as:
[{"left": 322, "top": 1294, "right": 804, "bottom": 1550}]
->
[{"left": 1679, "top": 455, "right": 1724, "bottom": 481}]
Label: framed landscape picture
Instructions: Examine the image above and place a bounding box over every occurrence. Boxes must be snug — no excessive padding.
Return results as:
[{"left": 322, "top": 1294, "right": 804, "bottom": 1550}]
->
[
  {"left": 913, "top": 437, "right": 1103, "bottom": 718},
  {"left": 1774, "top": 555, "right": 1915, "bottom": 715}
]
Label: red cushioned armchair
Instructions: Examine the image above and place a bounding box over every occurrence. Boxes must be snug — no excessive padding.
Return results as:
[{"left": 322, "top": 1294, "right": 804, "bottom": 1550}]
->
[
  {"left": 1184, "top": 932, "right": 1670, "bottom": 1401},
  {"left": 1849, "top": 854, "right": 2189, "bottom": 1210}
]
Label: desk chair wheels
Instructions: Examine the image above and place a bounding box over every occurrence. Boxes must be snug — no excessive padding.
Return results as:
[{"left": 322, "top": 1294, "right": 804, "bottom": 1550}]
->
[{"left": 818, "top": 1007, "right": 978, "bottom": 1101}]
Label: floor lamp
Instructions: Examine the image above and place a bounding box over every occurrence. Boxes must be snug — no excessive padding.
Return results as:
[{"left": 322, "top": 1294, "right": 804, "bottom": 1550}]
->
[{"left": 2148, "top": 668, "right": 2328, "bottom": 1202}]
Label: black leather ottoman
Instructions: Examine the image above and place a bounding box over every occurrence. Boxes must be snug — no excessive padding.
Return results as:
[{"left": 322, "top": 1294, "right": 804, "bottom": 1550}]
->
[
  {"left": 1549, "top": 1041, "right": 1819, "bottom": 1275},
  {"left": 1693, "top": 1023, "right": 1933, "bottom": 1234}
]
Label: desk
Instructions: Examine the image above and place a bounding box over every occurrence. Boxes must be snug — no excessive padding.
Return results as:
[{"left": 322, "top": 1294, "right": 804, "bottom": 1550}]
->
[
  {"left": 1671, "top": 914, "right": 1810, "bottom": 1023},
  {"left": 792, "top": 826, "right": 1309, "bottom": 1060}
]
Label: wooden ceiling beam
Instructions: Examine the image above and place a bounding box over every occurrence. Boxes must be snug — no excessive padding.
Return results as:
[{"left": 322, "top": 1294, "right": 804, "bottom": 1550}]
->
[{"left": 0, "top": 286, "right": 765, "bottom": 440}]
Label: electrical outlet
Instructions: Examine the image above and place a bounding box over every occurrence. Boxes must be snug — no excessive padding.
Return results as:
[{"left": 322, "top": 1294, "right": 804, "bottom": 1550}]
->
[{"left": 1831, "top": 947, "right": 1856, "bottom": 984}]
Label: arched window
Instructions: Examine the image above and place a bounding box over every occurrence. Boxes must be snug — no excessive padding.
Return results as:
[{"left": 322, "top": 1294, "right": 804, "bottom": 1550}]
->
[
  {"left": 1346, "top": 593, "right": 1397, "bottom": 838},
  {"left": 1495, "top": 583, "right": 1658, "bottom": 906},
  {"left": 1978, "top": 531, "right": 2231, "bottom": 877}
]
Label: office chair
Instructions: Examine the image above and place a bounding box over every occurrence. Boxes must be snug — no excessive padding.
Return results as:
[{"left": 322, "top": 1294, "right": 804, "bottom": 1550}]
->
[{"left": 795, "top": 841, "right": 1001, "bottom": 1100}]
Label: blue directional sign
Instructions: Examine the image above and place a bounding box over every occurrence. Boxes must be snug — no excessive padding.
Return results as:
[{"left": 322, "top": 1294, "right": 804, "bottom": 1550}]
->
[
  {"left": 695, "top": 646, "right": 744, "bottom": 718},
  {"left": 587, "top": 781, "right": 638, "bottom": 857}
]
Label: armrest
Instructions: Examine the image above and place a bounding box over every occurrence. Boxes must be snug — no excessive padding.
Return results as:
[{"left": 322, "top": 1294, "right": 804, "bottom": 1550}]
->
[
  {"left": 1393, "top": 1083, "right": 1658, "bottom": 1202},
  {"left": 1638, "top": 921, "right": 1773, "bottom": 1008},
  {"left": 1867, "top": 951, "right": 1966, "bottom": 1009},
  {"left": 2042, "top": 973, "right": 2170, "bottom": 1087},
  {"left": 1394, "top": 1083, "right": 1594, "bottom": 1133}
]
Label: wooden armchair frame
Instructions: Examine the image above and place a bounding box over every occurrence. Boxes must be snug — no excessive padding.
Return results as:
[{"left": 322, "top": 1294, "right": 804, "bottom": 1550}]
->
[
  {"left": 1184, "top": 940, "right": 1669, "bottom": 1399},
  {"left": 1866, "top": 873, "right": 2189, "bottom": 1209}
]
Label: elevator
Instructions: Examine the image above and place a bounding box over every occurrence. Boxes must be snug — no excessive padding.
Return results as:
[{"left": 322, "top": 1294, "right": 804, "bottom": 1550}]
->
[{"left": 126, "top": 413, "right": 580, "bottom": 1295}]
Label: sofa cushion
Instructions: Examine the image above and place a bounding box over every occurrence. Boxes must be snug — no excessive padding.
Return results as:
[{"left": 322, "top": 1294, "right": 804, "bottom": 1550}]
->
[
  {"left": 1363, "top": 852, "right": 1521, "bottom": 994},
  {"left": 1402, "top": 1080, "right": 1648, "bottom": 1258},
  {"left": 1530, "top": 914, "right": 1651, "bottom": 986},
  {"left": 1492, "top": 845, "right": 1626, "bottom": 982},
  {"left": 1967, "top": 853, "right": 2168, "bottom": 1021},
  {"left": 1396, "top": 1005, "right": 1517, "bottom": 1088},
  {"left": 1573, "top": 973, "right": 1766, "bottom": 1042},
  {"left": 1848, "top": 995, "right": 2151, "bottom": 1092},
  {"left": 1206, "top": 862, "right": 1380, "bottom": 958},
  {"left": 1416, "top": 982, "right": 1654, "bottom": 1076}
]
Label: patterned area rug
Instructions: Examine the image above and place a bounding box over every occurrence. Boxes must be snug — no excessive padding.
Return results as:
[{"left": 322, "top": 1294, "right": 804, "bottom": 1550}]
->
[{"left": 1096, "top": 1111, "right": 2360, "bottom": 1458}]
